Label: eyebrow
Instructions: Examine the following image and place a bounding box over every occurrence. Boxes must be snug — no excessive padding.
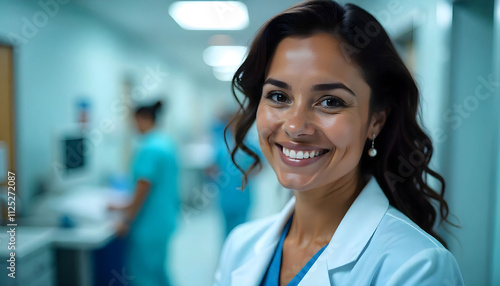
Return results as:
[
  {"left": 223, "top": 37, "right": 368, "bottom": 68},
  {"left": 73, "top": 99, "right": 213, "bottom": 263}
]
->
[
  {"left": 264, "top": 78, "right": 290, "bottom": 90},
  {"left": 264, "top": 78, "right": 356, "bottom": 96},
  {"left": 312, "top": 83, "right": 356, "bottom": 96}
]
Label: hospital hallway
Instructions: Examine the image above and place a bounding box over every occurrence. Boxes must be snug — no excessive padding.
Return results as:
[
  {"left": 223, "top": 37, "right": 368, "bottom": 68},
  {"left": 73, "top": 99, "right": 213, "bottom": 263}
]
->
[
  {"left": 169, "top": 204, "right": 222, "bottom": 286},
  {"left": 1, "top": 0, "right": 500, "bottom": 285},
  {"left": 169, "top": 164, "right": 289, "bottom": 286}
]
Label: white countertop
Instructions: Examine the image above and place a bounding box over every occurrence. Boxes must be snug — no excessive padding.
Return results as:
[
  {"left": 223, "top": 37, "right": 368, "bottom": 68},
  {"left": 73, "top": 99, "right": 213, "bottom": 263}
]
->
[
  {"left": 0, "top": 226, "right": 54, "bottom": 258},
  {"left": 0, "top": 186, "right": 127, "bottom": 256},
  {"left": 49, "top": 218, "right": 117, "bottom": 249}
]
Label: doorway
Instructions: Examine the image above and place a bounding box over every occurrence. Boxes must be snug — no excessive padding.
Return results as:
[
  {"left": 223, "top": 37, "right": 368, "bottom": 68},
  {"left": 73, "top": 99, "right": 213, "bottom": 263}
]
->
[{"left": 0, "top": 43, "right": 15, "bottom": 220}]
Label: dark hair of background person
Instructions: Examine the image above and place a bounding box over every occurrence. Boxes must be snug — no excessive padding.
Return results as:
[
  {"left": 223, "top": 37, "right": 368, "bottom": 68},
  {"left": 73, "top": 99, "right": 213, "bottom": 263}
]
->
[
  {"left": 224, "top": 0, "right": 454, "bottom": 246},
  {"left": 135, "top": 101, "right": 163, "bottom": 122}
]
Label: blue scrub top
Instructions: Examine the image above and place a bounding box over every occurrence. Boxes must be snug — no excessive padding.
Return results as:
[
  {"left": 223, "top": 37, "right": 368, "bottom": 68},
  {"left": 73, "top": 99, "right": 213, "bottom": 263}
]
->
[
  {"left": 130, "top": 128, "right": 180, "bottom": 241},
  {"left": 260, "top": 214, "right": 328, "bottom": 286}
]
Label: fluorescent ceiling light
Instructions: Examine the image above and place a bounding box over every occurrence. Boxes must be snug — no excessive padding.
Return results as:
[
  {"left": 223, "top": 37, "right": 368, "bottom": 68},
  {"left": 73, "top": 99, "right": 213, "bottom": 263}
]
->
[
  {"left": 213, "top": 66, "right": 238, "bottom": 81},
  {"left": 203, "top": 45, "right": 247, "bottom": 81},
  {"left": 203, "top": 45, "right": 247, "bottom": 67},
  {"left": 169, "top": 1, "right": 249, "bottom": 30}
]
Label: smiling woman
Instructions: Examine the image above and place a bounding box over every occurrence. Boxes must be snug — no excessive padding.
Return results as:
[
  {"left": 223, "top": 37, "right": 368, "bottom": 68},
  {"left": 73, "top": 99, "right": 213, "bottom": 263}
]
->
[{"left": 214, "top": 1, "right": 464, "bottom": 286}]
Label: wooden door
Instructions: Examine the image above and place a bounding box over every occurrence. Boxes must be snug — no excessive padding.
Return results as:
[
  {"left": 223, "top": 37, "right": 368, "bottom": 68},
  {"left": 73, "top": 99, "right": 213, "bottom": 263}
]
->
[{"left": 0, "top": 44, "right": 15, "bottom": 185}]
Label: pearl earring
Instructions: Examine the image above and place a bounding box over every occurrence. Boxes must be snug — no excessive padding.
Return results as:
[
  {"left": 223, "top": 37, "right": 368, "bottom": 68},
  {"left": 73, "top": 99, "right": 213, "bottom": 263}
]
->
[{"left": 368, "top": 133, "right": 377, "bottom": 157}]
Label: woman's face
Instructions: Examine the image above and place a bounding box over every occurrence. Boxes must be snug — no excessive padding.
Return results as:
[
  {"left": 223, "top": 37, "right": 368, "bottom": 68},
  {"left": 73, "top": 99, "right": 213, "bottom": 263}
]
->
[{"left": 256, "top": 33, "right": 380, "bottom": 192}]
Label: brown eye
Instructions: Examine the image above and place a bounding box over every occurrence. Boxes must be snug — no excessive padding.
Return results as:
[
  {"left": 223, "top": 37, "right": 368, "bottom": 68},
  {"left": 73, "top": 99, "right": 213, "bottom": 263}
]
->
[
  {"left": 265, "top": 91, "right": 290, "bottom": 103},
  {"left": 319, "top": 96, "right": 346, "bottom": 108}
]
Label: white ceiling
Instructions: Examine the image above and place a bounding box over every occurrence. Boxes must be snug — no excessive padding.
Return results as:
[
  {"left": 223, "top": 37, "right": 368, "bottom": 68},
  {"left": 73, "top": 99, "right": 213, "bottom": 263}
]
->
[{"left": 74, "top": 0, "right": 304, "bottom": 89}]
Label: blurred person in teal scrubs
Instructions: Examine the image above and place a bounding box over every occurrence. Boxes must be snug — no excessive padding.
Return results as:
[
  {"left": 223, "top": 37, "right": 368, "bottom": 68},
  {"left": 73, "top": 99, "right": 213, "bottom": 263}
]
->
[
  {"left": 109, "top": 100, "right": 179, "bottom": 286},
  {"left": 208, "top": 112, "right": 259, "bottom": 237}
]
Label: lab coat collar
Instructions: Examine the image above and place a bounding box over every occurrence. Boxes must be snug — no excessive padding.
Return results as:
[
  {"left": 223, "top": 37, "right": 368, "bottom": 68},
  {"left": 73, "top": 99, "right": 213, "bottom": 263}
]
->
[
  {"left": 231, "top": 198, "right": 296, "bottom": 286},
  {"left": 300, "top": 177, "right": 389, "bottom": 285},
  {"left": 231, "top": 176, "right": 389, "bottom": 285},
  {"left": 323, "top": 176, "right": 388, "bottom": 268}
]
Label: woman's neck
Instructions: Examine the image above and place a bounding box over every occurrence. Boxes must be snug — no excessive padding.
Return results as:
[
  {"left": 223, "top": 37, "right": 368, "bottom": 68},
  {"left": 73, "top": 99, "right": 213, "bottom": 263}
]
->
[{"left": 289, "top": 170, "right": 366, "bottom": 247}]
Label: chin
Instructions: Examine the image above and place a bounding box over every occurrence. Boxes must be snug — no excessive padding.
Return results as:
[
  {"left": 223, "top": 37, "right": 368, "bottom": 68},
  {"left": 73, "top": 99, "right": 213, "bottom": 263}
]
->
[{"left": 275, "top": 172, "right": 316, "bottom": 192}]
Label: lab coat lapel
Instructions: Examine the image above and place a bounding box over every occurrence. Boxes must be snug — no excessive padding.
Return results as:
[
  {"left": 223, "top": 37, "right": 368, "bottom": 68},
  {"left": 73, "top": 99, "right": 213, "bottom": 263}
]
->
[
  {"left": 230, "top": 244, "right": 276, "bottom": 286},
  {"left": 325, "top": 177, "right": 389, "bottom": 270},
  {"left": 231, "top": 197, "right": 296, "bottom": 286},
  {"left": 298, "top": 178, "right": 388, "bottom": 285},
  {"left": 231, "top": 177, "right": 388, "bottom": 285},
  {"left": 297, "top": 252, "right": 332, "bottom": 285},
  {"left": 297, "top": 178, "right": 388, "bottom": 286}
]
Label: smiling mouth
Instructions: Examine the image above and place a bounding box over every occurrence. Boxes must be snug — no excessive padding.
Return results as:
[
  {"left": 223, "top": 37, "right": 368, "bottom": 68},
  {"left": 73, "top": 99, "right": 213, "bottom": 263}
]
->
[{"left": 276, "top": 144, "right": 329, "bottom": 160}]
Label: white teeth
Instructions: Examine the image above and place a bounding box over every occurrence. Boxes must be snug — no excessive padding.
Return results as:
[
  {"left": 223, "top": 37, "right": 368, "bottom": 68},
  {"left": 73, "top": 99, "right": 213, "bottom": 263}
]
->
[
  {"left": 281, "top": 146, "right": 324, "bottom": 160},
  {"left": 296, "top": 151, "right": 304, "bottom": 159}
]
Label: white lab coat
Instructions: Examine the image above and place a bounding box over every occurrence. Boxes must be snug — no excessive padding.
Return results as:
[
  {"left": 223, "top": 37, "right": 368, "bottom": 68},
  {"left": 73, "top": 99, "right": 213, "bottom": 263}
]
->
[{"left": 214, "top": 177, "right": 464, "bottom": 286}]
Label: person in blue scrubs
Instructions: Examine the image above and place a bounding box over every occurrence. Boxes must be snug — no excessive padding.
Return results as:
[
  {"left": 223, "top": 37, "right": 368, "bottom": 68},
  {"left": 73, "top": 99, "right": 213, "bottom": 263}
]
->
[
  {"left": 214, "top": 1, "right": 464, "bottom": 285},
  {"left": 110, "top": 101, "right": 179, "bottom": 286},
  {"left": 209, "top": 112, "right": 260, "bottom": 237}
]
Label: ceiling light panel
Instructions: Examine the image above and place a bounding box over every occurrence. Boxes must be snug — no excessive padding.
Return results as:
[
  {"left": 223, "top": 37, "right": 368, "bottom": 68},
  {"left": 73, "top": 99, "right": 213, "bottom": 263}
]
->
[
  {"left": 169, "top": 1, "right": 249, "bottom": 30},
  {"left": 202, "top": 45, "right": 247, "bottom": 81},
  {"left": 203, "top": 45, "right": 247, "bottom": 67}
]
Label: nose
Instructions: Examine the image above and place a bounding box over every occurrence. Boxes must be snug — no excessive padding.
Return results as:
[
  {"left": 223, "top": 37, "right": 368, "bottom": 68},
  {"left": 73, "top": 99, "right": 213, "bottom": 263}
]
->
[{"left": 282, "top": 105, "right": 315, "bottom": 138}]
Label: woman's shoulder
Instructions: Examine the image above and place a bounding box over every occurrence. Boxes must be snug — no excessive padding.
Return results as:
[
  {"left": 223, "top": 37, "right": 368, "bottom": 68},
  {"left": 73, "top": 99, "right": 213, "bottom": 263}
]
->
[
  {"left": 359, "top": 206, "right": 464, "bottom": 285},
  {"left": 223, "top": 213, "right": 281, "bottom": 251},
  {"left": 375, "top": 206, "right": 445, "bottom": 250}
]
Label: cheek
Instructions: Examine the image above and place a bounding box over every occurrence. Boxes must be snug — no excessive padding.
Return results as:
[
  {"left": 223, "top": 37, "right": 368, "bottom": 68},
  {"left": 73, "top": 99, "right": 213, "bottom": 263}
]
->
[
  {"left": 322, "top": 114, "right": 363, "bottom": 149},
  {"left": 256, "top": 103, "right": 280, "bottom": 141}
]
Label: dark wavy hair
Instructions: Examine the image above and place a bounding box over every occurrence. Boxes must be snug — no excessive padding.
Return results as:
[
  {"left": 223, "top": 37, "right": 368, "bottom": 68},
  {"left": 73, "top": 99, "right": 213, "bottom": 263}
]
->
[
  {"left": 225, "top": 0, "right": 452, "bottom": 246},
  {"left": 135, "top": 100, "right": 163, "bottom": 122}
]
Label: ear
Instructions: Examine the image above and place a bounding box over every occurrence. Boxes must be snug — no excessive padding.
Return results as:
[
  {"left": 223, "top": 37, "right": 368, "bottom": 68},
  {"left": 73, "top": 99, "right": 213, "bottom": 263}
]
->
[{"left": 367, "top": 109, "right": 388, "bottom": 139}]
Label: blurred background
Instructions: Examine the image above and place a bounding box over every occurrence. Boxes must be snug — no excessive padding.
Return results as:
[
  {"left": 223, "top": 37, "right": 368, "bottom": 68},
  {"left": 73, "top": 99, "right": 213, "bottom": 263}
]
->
[{"left": 0, "top": 0, "right": 499, "bottom": 285}]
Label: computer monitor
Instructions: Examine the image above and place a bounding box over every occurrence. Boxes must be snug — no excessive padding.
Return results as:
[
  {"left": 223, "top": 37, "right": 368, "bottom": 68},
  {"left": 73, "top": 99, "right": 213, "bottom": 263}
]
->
[
  {"left": 63, "top": 137, "right": 86, "bottom": 174},
  {"left": 49, "top": 130, "right": 94, "bottom": 193}
]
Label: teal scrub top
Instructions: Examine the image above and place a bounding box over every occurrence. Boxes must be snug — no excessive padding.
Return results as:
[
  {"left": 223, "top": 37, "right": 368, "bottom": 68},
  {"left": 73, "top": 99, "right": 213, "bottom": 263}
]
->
[
  {"left": 260, "top": 214, "right": 328, "bottom": 286},
  {"left": 130, "top": 128, "right": 180, "bottom": 240}
]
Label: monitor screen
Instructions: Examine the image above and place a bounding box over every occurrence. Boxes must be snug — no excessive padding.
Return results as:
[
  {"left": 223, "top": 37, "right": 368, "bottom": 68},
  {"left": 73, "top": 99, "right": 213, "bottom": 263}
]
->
[{"left": 64, "top": 137, "right": 86, "bottom": 173}]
